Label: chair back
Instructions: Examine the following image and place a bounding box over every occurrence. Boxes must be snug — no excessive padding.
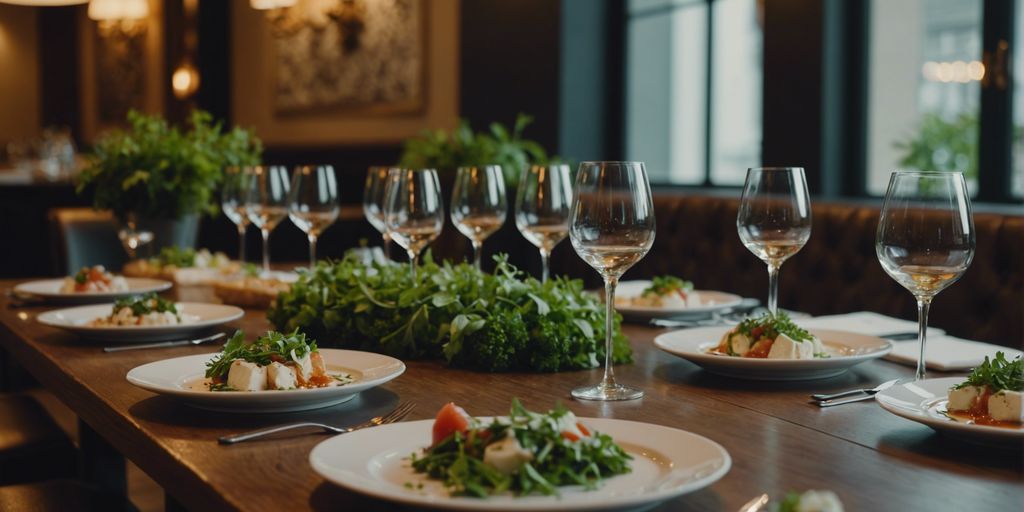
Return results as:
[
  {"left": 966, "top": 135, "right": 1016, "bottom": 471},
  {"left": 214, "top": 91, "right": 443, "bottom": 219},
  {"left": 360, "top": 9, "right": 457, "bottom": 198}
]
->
[{"left": 48, "top": 208, "right": 126, "bottom": 275}]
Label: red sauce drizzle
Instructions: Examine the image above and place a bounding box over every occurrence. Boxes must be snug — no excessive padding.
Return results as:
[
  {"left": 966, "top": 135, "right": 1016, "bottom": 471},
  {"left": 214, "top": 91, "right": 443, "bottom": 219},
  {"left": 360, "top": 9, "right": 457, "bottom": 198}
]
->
[{"left": 947, "top": 387, "right": 1022, "bottom": 429}]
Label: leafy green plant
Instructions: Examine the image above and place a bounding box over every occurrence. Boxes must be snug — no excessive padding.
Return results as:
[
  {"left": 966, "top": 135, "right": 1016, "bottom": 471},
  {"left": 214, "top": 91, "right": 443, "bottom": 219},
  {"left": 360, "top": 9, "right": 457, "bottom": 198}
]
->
[
  {"left": 398, "top": 114, "right": 551, "bottom": 186},
  {"left": 267, "top": 252, "right": 632, "bottom": 372},
  {"left": 894, "top": 112, "right": 978, "bottom": 180},
  {"left": 76, "top": 110, "right": 262, "bottom": 220}
]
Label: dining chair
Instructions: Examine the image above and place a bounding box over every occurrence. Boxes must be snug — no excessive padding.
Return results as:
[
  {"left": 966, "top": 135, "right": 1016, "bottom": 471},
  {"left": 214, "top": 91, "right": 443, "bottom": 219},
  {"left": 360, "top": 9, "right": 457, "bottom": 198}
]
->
[
  {"left": 0, "top": 478, "right": 128, "bottom": 511},
  {"left": 0, "top": 394, "right": 76, "bottom": 485},
  {"left": 47, "top": 208, "right": 127, "bottom": 276}
]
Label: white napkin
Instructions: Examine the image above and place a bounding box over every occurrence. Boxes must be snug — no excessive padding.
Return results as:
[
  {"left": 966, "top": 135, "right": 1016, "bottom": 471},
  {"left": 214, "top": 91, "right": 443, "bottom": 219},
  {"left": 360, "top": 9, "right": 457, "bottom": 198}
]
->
[
  {"left": 800, "top": 311, "right": 1021, "bottom": 371},
  {"left": 799, "top": 311, "right": 944, "bottom": 337}
]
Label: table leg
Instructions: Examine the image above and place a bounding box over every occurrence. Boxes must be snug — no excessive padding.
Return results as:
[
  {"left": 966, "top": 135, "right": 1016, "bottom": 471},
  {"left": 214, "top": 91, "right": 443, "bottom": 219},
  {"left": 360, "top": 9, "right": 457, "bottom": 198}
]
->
[
  {"left": 78, "top": 418, "right": 127, "bottom": 496},
  {"left": 165, "top": 494, "right": 188, "bottom": 512}
]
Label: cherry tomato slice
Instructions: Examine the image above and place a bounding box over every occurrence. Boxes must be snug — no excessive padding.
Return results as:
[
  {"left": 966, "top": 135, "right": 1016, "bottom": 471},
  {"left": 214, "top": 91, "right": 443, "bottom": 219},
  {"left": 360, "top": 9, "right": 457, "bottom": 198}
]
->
[{"left": 432, "top": 402, "right": 471, "bottom": 445}]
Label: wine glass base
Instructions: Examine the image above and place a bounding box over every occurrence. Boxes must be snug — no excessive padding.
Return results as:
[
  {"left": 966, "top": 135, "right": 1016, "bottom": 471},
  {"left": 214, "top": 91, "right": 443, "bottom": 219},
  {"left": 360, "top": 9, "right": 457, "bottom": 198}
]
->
[{"left": 571, "top": 382, "right": 644, "bottom": 401}]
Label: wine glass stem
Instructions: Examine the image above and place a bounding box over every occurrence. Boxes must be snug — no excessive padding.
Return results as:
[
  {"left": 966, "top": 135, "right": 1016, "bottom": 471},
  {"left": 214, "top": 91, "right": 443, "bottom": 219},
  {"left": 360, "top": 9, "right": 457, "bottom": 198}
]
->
[
  {"left": 472, "top": 241, "right": 483, "bottom": 270},
  {"left": 308, "top": 233, "right": 318, "bottom": 266},
  {"left": 915, "top": 296, "right": 932, "bottom": 381},
  {"left": 408, "top": 250, "right": 418, "bottom": 281},
  {"left": 767, "top": 263, "right": 781, "bottom": 315},
  {"left": 540, "top": 248, "right": 551, "bottom": 283},
  {"left": 237, "top": 225, "right": 246, "bottom": 262},
  {"left": 601, "top": 276, "right": 619, "bottom": 389},
  {"left": 261, "top": 229, "right": 271, "bottom": 275},
  {"left": 382, "top": 232, "right": 392, "bottom": 261}
]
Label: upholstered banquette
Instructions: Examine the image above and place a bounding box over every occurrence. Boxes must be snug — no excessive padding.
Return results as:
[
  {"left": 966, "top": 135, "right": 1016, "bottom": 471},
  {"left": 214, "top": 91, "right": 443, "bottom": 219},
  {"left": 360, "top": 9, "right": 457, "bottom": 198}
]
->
[{"left": 549, "top": 194, "right": 1023, "bottom": 348}]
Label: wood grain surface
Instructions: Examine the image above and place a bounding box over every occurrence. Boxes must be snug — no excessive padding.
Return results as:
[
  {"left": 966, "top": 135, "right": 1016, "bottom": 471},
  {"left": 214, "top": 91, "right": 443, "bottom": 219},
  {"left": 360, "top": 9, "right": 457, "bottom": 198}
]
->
[{"left": 0, "top": 281, "right": 1020, "bottom": 511}]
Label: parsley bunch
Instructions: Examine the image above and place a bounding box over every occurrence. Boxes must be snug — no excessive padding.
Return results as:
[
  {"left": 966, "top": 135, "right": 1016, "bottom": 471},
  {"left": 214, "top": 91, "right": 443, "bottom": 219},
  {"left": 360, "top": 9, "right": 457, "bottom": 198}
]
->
[
  {"left": 267, "top": 253, "right": 631, "bottom": 372},
  {"left": 154, "top": 246, "right": 196, "bottom": 267},
  {"left": 955, "top": 352, "right": 1023, "bottom": 392},
  {"left": 641, "top": 275, "right": 693, "bottom": 297},
  {"left": 204, "top": 330, "right": 318, "bottom": 379},
  {"left": 113, "top": 293, "right": 177, "bottom": 316},
  {"left": 736, "top": 312, "right": 813, "bottom": 342},
  {"left": 411, "top": 399, "right": 632, "bottom": 497}
]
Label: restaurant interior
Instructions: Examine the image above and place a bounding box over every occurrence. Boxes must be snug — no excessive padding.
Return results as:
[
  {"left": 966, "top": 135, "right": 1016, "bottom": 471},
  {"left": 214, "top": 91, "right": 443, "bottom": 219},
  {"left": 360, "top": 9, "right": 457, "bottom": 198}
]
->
[{"left": 0, "top": 0, "right": 1021, "bottom": 511}]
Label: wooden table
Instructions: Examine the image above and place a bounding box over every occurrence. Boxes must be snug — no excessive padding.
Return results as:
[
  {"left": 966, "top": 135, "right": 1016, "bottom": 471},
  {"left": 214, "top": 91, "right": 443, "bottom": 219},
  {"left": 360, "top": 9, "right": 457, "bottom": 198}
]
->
[{"left": 1, "top": 281, "right": 1021, "bottom": 511}]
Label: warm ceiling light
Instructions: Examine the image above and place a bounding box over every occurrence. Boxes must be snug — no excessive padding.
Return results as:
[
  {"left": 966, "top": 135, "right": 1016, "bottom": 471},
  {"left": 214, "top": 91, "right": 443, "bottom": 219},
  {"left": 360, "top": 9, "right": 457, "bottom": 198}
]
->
[
  {"left": 172, "top": 62, "right": 201, "bottom": 99},
  {"left": 0, "top": 1, "right": 88, "bottom": 5},
  {"left": 88, "top": 0, "right": 148, "bottom": 21},
  {"left": 250, "top": 0, "right": 296, "bottom": 9}
]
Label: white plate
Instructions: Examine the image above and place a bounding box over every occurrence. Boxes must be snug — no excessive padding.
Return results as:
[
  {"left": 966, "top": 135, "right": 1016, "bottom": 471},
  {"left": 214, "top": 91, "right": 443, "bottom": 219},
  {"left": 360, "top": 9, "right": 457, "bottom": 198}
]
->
[
  {"left": 127, "top": 349, "right": 405, "bottom": 413},
  {"left": 14, "top": 278, "right": 173, "bottom": 304},
  {"left": 654, "top": 327, "right": 893, "bottom": 380},
  {"left": 614, "top": 281, "right": 743, "bottom": 319},
  {"left": 310, "top": 417, "right": 730, "bottom": 511},
  {"left": 37, "top": 302, "right": 244, "bottom": 342},
  {"left": 875, "top": 377, "right": 1024, "bottom": 446}
]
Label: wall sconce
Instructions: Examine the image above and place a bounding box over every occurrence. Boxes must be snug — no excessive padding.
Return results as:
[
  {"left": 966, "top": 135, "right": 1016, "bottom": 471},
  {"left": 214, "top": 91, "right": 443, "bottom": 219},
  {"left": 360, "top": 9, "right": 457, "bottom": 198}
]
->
[
  {"left": 88, "top": 0, "right": 149, "bottom": 37},
  {"left": 172, "top": 61, "right": 200, "bottom": 99}
]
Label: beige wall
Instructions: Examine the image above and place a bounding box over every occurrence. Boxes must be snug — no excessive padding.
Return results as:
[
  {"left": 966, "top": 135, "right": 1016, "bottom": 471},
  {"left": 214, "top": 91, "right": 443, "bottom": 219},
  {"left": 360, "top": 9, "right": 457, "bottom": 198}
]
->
[
  {"left": 0, "top": 5, "right": 40, "bottom": 147},
  {"left": 231, "top": 0, "right": 460, "bottom": 147}
]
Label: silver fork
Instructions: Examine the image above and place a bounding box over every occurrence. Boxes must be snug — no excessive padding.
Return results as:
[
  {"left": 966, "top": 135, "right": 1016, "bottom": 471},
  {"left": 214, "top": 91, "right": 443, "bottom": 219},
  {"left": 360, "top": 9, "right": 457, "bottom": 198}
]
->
[
  {"left": 218, "top": 401, "right": 416, "bottom": 445},
  {"left": 811, "top": 378, "right": 905, "bottom": 406}
]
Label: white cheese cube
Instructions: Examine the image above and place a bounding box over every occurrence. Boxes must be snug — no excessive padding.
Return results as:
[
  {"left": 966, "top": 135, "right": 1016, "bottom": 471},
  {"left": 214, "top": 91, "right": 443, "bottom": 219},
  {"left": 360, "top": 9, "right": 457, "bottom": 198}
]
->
[
  {"left": 796, "top": 490, "right": 844, "bottom": 512},
  {"left": 727, "top": 332, "right": 753, "bottom": 357},
  {"left": 267, "top": 362, "right": 298, "bottom": 390},
  {"left": 767, "top": 333, "right": 814, "bottom": 359},
  {"left": 226, "top": 360, "right": 267, "bottom": 392},
  {"left": 483, "top": 434, "right": 533, "bottom": 475},
  {"left": 291, "top": 351, "right": 314, "bottom": 382},
  {"left": 947, "top": 385, "right": 983, "bottom": 411},
  {"left": 988, "top": 391, "right": 1023, "bottom": 422}
]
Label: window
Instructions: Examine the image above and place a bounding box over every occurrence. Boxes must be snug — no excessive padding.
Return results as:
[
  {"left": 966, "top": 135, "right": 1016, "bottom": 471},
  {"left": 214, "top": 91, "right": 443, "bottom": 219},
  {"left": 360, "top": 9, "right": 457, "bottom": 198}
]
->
[
  {"left": 625, "top": 0, "right": 762, "bottom": 185},
  {"left": 866, "top": 0, "right": 983, "bottom": 196},
  {"left": 1014, "top": 0, "right": 1024, "bottom": 197}
]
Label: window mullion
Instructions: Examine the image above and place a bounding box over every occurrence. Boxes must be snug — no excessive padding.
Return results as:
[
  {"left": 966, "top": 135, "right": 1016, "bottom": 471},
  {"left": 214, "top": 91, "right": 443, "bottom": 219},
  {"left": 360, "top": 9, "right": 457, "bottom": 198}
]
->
[{"left": 977, "top": 0, "right": 1015, "bottom": 202}]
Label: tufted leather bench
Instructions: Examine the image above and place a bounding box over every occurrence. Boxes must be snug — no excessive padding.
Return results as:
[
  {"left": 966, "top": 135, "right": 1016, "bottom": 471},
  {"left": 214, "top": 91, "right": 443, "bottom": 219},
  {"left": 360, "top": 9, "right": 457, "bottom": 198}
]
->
[{"left": 550, "top": 193, "right": 1024, "bottom": 348}]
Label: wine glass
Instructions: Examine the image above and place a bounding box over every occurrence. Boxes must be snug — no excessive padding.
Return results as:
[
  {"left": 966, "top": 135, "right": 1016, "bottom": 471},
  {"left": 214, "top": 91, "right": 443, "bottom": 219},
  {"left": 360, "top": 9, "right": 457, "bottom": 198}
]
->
[
  {"left": 451, "top": 165, "right": 507, "bottom": 269},
  {"left": 245, "top": 165, "right": 290, "bottom": 275},
  {"left": 569, "top": 161, "right": 656, "bottom": 401},
  {"left": 363, "top": 166, "right": 393, "bottom": 260},
  {"left": 737, "top": 167, "right": 812, "bottom": 315},
  {"left": 516, "top": 164, "right": 572, "bottom": 282},
  {"left": 288, "top": 165, "right": 339, "bottom": 266},
  {"left": 384, "top": 168, "right": 444, "bottom": 280},
  {"left": 222, "top": 166, "right": 251, "bottom": 261},
  {"left": 876, "top": 171, "right": 975, "bottom": 381}
]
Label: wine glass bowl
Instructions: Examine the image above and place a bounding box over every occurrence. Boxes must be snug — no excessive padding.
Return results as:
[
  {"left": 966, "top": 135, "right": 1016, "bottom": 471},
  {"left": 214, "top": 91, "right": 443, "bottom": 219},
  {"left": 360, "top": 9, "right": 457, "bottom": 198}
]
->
[
  {"left": 363, "top": 166, "right": 393, "bottom": 260},
  {"left": 245, "top": 165, "right": 290, "bottom": 275},
  {"left": 516, "top": 164, "right": 573, "bottom": 282},
  {"left": 222, "top": 166, "right": 251, "bottom": 261},
  {"left": 384, "top": 168, "right": 444, "bottom": 279},
  {"left": 450, "top": 165, "right": 508, "bottom": 269},
  {"left": 876, "top": 170, "right": 975, "bottom": 380},
  {"left": 737, "top": 167, "right": 812, "bottom": 315},
  {"left": 569, "top": 161, "right": 655, "bottom": 401},
  {"left": 289, "top": 165, "right": 339, "bottom": 266}
]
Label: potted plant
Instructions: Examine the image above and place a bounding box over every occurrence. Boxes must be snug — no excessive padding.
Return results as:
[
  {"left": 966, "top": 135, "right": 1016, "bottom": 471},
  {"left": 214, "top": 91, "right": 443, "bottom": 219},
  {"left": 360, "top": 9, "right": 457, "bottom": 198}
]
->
[{"left": 76, "top": 110, "right": 262, "bottom": 251}]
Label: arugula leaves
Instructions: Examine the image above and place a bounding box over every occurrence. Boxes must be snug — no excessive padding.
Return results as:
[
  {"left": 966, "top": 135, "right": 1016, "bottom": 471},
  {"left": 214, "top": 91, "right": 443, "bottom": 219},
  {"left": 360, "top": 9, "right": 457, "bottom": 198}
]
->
[
  {"left": 113, "top": 293, "right": 177, "bottom": 316},
  {"left": 955, "top": 352, "right": 1023, "bottom": 392},
  {"left": 736, "top": 312, "right": 813, "bottom": 343},
  {"left": 641, "top": 275, "right": 694, "bottom": 297},
  {"left": 204, "top": 330, "right": 318, "bottom": 379},
  {"left": 267, "top": 253, "right": 631, "bottom": 372},
  {"left": 154, "top": 246, "right": 196, "bottom": 267},
  {"left": 411, "top": 399, "right": 632, "bottom": 497}
]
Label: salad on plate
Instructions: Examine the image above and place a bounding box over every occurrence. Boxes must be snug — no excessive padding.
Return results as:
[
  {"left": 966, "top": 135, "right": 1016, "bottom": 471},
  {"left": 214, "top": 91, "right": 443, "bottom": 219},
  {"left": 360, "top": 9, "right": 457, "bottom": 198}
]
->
[
  {"left": 714, "top": 312, "right": 829, "bottom": 360},
  {"left": 946, "top": 352, "right": 1023, "bottom": 427},
  {"left": 203, "top": 330, "right": 353, "bottom": 392},
  {"left": 89, "top": 293, "right": 196, "bottom": 327},
  {"left": 410, "top": 400, "right": 632, "bottom": 498},
  {"left": 61, "top": 265, "right": 128, "bottom": 293},
  {"left": 616, "top": 276, "right": 698, "bottom": 308}
]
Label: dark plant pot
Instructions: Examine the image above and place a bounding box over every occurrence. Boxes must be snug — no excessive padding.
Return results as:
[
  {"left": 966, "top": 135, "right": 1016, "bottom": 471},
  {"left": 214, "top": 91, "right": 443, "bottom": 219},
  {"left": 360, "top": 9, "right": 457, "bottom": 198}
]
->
[{"left": 133, "top": 214, "right": 200, "bottom": 253}]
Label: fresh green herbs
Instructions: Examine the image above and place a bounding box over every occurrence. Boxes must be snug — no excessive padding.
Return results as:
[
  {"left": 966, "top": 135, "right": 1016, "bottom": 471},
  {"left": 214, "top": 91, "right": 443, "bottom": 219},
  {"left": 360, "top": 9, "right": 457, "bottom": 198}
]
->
[
  {"left": 267, "top": 253, "right": 631, "bottom": 372},
  {"left": 641, "top": 276, "right": 693, "bottom": 297},
  {"left": 154, "top": 246, "right": 196, "bottom": 268},
  {"left": 204, "top": 330, "right": 319, "bottom": 379},
  {"left": 736, "top": 312, "right": 814, "bottom": 343},
  {"left": 411, "top": 400, "right": 631, "bottom": 497},
  {"left": 776, "top": 492, "right": 803, "bottom": 512},
  {"left": 74, "top": 268, "right": 89, "bottom": 284},
  {"left": 955, "top": 352, "right": 1023, "bottom": 392},
  {"left": 114, "top": 293, "right": 177, "bottom": 316}
]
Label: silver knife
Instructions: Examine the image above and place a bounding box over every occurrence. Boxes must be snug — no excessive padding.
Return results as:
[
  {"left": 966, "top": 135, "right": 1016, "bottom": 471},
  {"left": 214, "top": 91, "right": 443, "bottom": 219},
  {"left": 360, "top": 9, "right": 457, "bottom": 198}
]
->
[{"left": 103, "top": 332, "right": 226, "bottom": 353}]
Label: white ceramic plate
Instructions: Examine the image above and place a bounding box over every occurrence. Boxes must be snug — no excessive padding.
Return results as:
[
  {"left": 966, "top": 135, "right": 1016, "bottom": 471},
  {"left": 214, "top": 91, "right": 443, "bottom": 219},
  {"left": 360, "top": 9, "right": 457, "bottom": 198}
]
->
[
  {"left": 37, "top": 302, "right": 244, "bottom": 342},
  {"left": 14, "top": 278, "right": 172, "bottom": 304},
  {"left": 310, "top": 417, "right": 730, "bottom": 511},
  {"left": 614, "top": 281, "right": 743, "bottom": 320},
  {"left": 654, "top": 327, "right": 892, "bottom": 380},
  {"left": 875, "top": 377, "right": 1024, "bottom": 446},
  {"left": 127, "top": 349, "right": 405, "bottom": 413}
]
